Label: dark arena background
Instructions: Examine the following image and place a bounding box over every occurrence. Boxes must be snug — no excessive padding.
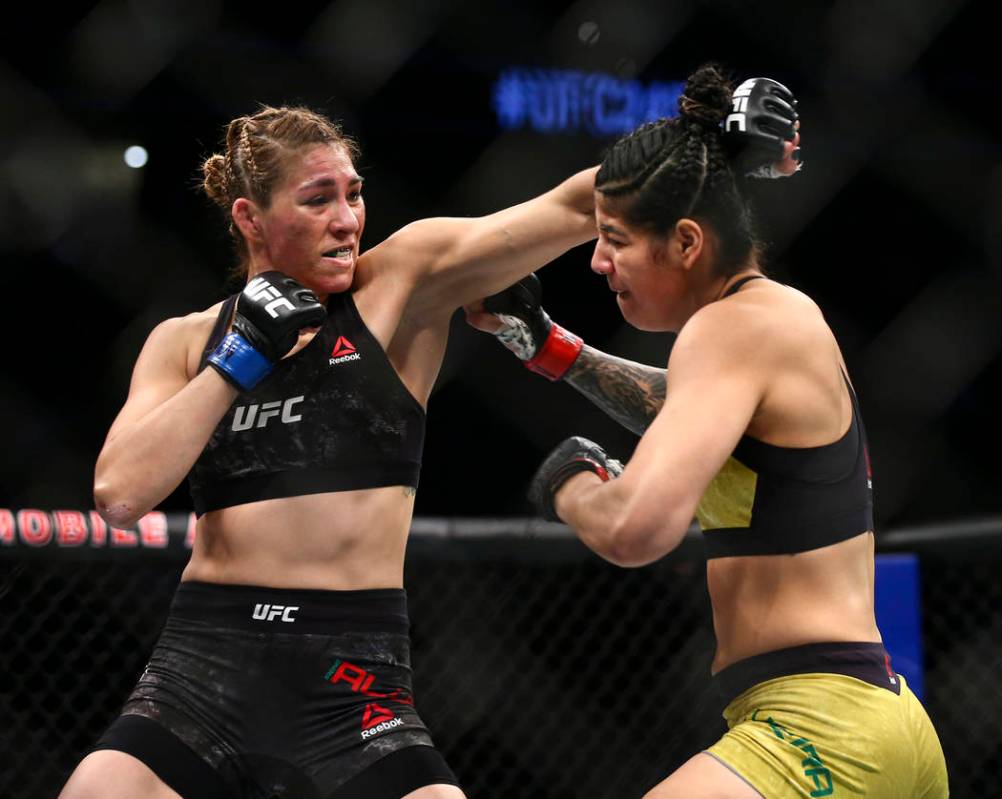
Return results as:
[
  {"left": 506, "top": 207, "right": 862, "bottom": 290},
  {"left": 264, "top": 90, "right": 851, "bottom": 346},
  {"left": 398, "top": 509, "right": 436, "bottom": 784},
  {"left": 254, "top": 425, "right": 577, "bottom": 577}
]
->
[{"left": 1, "top": 1, "right": 999, "bottom": 798}]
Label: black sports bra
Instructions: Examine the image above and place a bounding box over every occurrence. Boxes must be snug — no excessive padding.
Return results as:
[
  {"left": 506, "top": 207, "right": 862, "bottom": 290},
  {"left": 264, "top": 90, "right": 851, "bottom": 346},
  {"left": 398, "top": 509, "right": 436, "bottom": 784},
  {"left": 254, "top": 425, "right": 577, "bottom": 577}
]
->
[
  {"left": 695, "top": 275, "right": 874, "bottom": 557},
  {"left": 187, "top": 290, "right": 426, "bottom": 516}
]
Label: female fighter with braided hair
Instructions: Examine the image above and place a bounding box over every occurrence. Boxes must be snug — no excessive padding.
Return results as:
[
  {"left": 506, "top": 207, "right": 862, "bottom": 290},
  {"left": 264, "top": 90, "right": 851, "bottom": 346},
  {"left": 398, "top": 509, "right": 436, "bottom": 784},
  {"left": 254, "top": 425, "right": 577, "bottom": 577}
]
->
[
  {"left": 472, "top": 64, "right": 948, "bottom": 797},
  {"left": 59, "top": 106, "right": 599, "bottom": 799}
]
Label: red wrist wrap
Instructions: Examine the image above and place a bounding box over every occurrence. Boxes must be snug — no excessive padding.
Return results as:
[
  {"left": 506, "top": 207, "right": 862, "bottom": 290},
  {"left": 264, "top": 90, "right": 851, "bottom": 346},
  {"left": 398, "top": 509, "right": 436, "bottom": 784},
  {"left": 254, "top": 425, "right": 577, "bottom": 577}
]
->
[
  {"left": 524, "top": 323, "right": 583, "bottom": 381},
  {"left": 572, "top": 457, "right": 612, "bottom": 482}
]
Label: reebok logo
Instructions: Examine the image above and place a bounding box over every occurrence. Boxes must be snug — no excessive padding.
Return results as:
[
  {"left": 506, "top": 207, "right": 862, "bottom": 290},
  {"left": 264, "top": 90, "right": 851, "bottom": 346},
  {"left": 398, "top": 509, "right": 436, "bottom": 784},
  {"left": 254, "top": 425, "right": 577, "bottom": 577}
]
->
[
  {"left": 361, "top": 703, "right": 403, "bottom": 739},
  {"left": 331, "top": 336, "right": 356, "bottom": 357},
  {"left": 329, "top": 336, "right": 361, "bottom": 365},
  {"left": 323, "top": 658, "right": 414, "bottom": 739},
  {"left": 251, "top": 603, "right": 299, "bottom": 623}
]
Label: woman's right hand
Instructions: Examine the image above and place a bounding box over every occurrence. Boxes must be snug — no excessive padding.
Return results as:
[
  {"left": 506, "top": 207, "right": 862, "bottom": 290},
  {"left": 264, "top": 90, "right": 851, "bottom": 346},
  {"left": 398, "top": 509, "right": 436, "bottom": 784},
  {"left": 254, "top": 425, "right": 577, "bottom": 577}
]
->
[{"left": 209, "top": 271, "right": 326, "bottom": 390}]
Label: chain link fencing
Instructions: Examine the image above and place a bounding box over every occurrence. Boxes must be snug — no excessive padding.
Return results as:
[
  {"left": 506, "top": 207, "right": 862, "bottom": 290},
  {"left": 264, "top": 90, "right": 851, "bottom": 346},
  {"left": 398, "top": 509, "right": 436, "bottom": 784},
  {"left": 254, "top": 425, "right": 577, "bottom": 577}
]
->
[{"left": 2, "top": 513, "right": 999, "bottom": 798}]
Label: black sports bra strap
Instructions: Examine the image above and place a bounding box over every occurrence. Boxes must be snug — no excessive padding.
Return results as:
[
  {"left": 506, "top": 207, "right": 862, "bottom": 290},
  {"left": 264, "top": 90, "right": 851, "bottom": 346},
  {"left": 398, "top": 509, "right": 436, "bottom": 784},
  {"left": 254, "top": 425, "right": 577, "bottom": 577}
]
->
[
  {"left": 723, "top": 274, "right": 765, "bottom": 298},
  {"left": 199, "top": 294, "right": 239, "bottom": 369},
  {"left": 840, "top": 368, "right": 863, "bottom": 421}
]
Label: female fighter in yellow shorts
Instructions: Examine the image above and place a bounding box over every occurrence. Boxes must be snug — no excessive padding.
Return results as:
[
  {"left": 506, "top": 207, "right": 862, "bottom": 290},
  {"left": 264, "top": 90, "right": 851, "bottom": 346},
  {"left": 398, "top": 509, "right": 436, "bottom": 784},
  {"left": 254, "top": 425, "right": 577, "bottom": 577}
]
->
[{"left": 474, "top": 64, "right": 949, "bottom": 798}]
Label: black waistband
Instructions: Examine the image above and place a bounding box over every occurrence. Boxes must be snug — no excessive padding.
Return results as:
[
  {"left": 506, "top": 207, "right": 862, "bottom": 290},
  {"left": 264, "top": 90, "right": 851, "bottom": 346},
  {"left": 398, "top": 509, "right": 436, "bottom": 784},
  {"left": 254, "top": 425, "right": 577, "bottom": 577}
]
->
[
  {"left": 191, "top": 463, "right": 422, "bottom": 516},
  {"left": 167, "top": 581, "right": 410, "bottom": 635},
  {"left": 713, "top": 641, "right": 901, "bottom": 705},
  {"left": 702, "top": 507, "right": 873, "bottom": 558}
]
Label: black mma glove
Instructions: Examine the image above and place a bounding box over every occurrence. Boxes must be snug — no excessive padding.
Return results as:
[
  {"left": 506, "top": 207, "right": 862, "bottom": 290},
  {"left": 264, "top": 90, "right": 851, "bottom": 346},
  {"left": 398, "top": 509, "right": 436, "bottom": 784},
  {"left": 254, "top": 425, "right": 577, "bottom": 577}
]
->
[
  {"left": 482, "top": 273, "right": 583, "bottom": 381},
  {"left": 208, "top": 271, "right": 326, "bottom": 390},
  {"left": 529, "top": 436, "right": 624, "bottom": 521},
  {"left": 722, "top": 77, "right": 800, "bottom": 179}
]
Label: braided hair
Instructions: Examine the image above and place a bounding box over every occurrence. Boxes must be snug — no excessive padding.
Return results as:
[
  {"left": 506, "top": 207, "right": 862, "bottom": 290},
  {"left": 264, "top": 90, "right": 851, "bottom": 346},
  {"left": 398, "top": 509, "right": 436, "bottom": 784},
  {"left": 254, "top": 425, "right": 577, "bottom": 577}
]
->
[
  {"left": 595, "top": 64, "right": 761, "bottom": 275},
  {"left": 201, "top": 105, "right": 360, "bottom": 275}
]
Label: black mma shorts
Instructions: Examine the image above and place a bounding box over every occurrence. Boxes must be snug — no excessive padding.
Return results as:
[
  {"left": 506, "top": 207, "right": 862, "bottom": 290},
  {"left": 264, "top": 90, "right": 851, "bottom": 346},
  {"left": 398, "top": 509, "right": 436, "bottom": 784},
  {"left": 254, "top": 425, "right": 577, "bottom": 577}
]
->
[{"left": 93, "top": 581, "right": 458, "bottom": 798}]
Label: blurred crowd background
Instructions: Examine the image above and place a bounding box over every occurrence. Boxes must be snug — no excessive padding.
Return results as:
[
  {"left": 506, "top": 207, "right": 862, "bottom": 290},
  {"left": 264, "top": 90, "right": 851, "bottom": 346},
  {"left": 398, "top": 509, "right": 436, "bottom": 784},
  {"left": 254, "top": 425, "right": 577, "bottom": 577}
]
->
[{"left": 1, "top": 0, "right": 996, "bottom": 532}]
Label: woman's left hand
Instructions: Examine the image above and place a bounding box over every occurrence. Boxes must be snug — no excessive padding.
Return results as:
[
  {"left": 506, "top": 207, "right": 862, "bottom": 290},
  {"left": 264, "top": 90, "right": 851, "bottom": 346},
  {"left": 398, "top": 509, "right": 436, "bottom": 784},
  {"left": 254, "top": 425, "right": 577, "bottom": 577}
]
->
[{"left": 773, "top": 122, "right": 801, "bottom": 176}]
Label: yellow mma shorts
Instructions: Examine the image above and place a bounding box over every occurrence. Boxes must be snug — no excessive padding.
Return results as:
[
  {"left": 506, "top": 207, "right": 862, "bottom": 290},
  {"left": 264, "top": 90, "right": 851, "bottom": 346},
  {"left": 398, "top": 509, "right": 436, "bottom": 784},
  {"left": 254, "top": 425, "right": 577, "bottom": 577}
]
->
[{"left": 707, "top": 642, "right": 948, "bottom": 797}]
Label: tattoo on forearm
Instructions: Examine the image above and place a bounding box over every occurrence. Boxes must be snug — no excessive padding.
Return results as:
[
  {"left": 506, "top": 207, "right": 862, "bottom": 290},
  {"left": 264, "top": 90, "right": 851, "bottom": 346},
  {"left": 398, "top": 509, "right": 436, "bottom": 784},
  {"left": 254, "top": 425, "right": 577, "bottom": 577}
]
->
[
  {"left": 564, "top": 345, "right": 667, "bottom": 436},
  {"left": 403, "top": 486, "right": 417, "bottom": 498}
]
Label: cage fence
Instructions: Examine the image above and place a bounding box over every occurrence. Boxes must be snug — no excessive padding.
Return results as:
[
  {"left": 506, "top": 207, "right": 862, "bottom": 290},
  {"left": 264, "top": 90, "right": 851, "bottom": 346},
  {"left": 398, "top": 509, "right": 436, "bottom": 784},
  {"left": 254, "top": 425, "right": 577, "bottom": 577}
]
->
[{"left": 2, "top": 512, "right": 1000, "bottom": 798}]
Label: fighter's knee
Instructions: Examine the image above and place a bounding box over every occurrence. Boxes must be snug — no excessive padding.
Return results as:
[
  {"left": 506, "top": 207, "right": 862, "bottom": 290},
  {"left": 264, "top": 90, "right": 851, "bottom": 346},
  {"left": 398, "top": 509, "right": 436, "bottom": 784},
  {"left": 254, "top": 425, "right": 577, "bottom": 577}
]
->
[{"left": 59, "top": 750, "right": 180, "bottom": 799}]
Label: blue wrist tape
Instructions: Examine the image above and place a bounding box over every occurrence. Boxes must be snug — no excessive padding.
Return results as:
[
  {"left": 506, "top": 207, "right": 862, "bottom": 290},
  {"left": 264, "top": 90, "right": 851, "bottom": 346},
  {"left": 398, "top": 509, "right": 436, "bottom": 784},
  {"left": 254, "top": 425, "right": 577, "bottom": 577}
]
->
[{"left": 207, "top": 332, "right": 272, "bottom": 390}]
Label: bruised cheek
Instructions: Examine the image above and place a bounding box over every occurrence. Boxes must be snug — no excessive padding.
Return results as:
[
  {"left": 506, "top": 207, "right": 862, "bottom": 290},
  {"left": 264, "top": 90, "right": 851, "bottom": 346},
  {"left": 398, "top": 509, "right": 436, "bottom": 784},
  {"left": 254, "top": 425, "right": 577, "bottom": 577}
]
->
[{"left": 270, "top": 216, "right": 316, "bottom": 261}]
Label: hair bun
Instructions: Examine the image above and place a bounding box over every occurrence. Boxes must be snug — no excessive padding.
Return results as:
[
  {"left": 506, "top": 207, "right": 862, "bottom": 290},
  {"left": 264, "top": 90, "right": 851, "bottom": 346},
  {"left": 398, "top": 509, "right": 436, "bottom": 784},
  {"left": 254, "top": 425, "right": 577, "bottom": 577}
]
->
[
  {"left": 678, "top": 63, "right": 733, "bottom": 129},
  {"left": 202, "top": 154, "right": 231, "bottom": 209}
]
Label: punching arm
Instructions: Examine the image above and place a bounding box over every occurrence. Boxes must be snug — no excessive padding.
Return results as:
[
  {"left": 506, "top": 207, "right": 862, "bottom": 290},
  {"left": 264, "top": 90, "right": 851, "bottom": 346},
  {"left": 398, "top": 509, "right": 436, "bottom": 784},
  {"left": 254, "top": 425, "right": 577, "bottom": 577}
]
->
[{"left": 563, "top": 346, "right": 668, "bottom": 437}]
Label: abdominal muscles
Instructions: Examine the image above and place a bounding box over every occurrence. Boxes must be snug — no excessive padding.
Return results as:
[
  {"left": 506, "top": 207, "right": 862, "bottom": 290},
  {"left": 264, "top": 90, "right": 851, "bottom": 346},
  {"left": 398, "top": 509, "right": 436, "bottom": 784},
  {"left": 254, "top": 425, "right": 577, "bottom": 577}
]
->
[
  {"left": 182, "top": 485, "right": 416, "bottom": 590},
  {"left": 707, "top": 531, "right": 880, "bottom": 673}
]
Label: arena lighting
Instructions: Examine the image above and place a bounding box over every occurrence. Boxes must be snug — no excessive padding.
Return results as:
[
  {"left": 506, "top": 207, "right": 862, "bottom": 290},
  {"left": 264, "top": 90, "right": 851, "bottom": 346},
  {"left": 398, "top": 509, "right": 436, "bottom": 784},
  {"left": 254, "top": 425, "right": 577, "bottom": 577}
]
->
[
  {"left": 492, "top": 67, "right": 683, "bottom": 136},
  {"left": 123, "top": 144, "right": 148, "bottom": 168}
]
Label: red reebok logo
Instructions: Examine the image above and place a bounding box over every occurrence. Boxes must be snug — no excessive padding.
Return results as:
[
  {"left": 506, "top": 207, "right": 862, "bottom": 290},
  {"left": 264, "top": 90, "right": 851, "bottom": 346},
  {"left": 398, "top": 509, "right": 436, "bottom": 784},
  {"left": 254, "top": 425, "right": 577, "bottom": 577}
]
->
[
  {"left": 331, "top": 336, "right": 356, "bottom": 358},
  {"left": 329, "top": 336, "right": 361, "bottom": 365},
  {"left": 361, "top": 703, "right": 396, "bottom": 730}
]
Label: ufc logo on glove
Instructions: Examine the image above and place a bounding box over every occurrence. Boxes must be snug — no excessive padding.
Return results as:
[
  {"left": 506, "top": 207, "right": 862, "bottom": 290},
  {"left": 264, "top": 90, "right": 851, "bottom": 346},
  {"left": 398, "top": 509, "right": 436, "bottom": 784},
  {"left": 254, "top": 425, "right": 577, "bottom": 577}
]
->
[
  {"left": 246, "top": 275, "right": 296, "bottom": 318},
  {"left": 724, "top": 78, "right": 756, "bottom": 132}
]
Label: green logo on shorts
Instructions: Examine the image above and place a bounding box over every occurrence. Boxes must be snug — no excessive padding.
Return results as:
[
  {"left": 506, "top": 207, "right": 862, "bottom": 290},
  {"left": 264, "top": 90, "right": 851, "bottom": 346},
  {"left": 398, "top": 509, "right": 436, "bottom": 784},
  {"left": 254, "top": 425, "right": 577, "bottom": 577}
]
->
[{"left": 752, "top": 709, "right": 834, "bottom": 797}]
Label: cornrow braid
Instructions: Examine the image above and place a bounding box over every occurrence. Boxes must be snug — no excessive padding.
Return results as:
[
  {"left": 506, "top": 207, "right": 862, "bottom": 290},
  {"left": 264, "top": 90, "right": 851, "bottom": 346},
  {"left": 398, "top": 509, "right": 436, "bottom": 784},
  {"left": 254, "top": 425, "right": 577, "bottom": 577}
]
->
[
  {"left": 237, "top": 120, "right": 262, "bottom": 200},
  {"left": 698, "top": 127, "right": 758, "bottom": 269},
  {"left": 675, "top": 126, "right": 709, "bottom": 217},
  {"left": 595, "top": 120, "right": 674, "bottom": 197},
  {"left": 595, "top": 63, "right": 762, "bottom": 277}
]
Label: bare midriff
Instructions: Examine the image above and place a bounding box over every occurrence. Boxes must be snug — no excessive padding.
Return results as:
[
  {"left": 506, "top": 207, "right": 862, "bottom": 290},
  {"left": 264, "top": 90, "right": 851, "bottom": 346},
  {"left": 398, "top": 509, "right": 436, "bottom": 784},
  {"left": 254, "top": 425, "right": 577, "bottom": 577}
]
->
[
  {"left": 707, "top": 530, "right": 881, "bottom": 673},
  {"left": 181, "top": 486, "right": 415, "bottom": 590}
]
